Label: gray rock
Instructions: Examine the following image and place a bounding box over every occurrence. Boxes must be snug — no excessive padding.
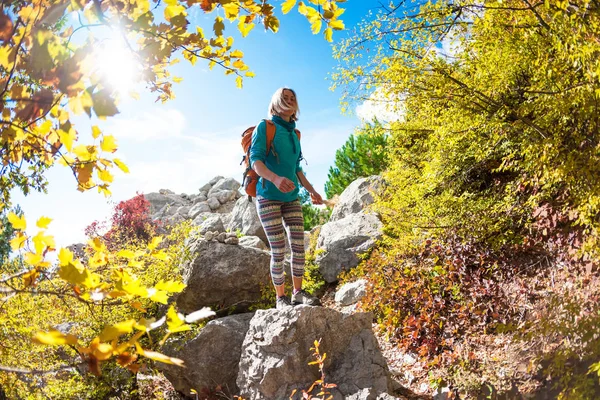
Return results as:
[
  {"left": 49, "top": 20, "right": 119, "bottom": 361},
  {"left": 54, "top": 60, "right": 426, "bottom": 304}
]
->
[
  {"left": 238, "top": 236, "right": 268, "bottom": 251},
  {"left": 145, "top": 192, "right": 188, "bottom": 216},
  {"left": 227, "top": 197, "right": 267, "bottom": 245},
  {"left": 208, "top": 178, "right": 241, "bottom": 196},
  {"left": 158, "top": 313, "right": 254, "bottom": 397},
  {"left": 209, "top": 176, "right": 224, "bottom": 186},
  {"left": 211, "top": 189, "right": 237, "bottom": 205},
  {"left": 335, "top": 279, "right": 368, "bottom": 306},
  {"left": 330, "top": 176, "right": 383, "bottom": 222},
  {"left": 237, "top": 307, "right": 393, "bottom": 400},
  {"left": 207, "top": 197, "right": 221, "bottom": 211},
  {"left": 193, "top": 194, "right": 208, "bottom": 204},
  {"left": 204, "top": 231, "right": 215, "bottom": 241},
  {"left": 176, "top": 205, "right": 191, "bottom": 218},
  {"left": 176, "top": 239, "right": 271, "bottom": 313},
  {"left": 197, "top": 215, "right": 224, "bottom": 234},
  {"left": 199, "top": 182, "right": 212, "bottom": 193},
  {"left": 189, "top": 202, "right": 211, "bottom": 219},
  {"left": 316, "top": 212, "right": 383, "bottom": 282},
  {"left": 225, "top": 237, "right": 239, "bottom": 245},
  {"left": 217, "top": 232, "right": 227, "bottom": 242},
  {"left": 345, "top": 389, "right": 402, "bottom": 399}
]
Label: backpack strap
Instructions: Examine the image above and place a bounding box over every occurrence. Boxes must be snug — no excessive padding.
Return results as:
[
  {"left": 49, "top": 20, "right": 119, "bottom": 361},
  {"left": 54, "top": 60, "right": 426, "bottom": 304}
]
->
[{"left": 264, "top": 120, "right": 276, "bottom": 155}]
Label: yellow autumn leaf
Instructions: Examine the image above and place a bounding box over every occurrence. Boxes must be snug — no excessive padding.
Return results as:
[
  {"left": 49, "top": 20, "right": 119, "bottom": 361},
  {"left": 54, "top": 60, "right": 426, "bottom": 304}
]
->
[
  {"left": 24, "top": 252, "right": 44, "bottom": 267},
  {"left": 164, "top": 4, "right": 186, "bottom": 21},
  {"left": 98, "top": 185, "right": 112, "bottom": 197},
  {"left": 311, "top": 19, "right": 322, "bottom": 34},
  {"left": 98, "top": 168, "right": 114, "bottom": 183},
  {"left": 36, "top": 216, "right": 52, "bottom": 229},
  {"left": 148, "top": 236, "right": 162, "bottom": 250},
  {"left": 231, "top": 49, "right": 244, "bottom": 58},
  {"left": 8, "top": 212, "right": 26, "bottom": 230},
  {"left": 99, "top": 319, "right": 136, "bottom": 342},
  {"left": 113, "top": 158, "right": 129, "bottom": 173},
  {"left": 33, "top": 329, "right": 78, "bottom": 346},
  {"left": 59, "top": 261, "right": 100, "bottom": 289},
  {"left": 149, "top": 289, "right": 170, "bottom": 304},
  {"left": 10, "top": 232, "right": 27, "bottom": 251},
  {"left": 236, "top": 76, "right": 243, "bottom": 89},
  {"left": 73, "top": 144, "right": 93, "bottom": 161},
  {"left": 324, "top": 27, "right": 333, "bottom": 42},
  {"left": 138, "top": 348, "right": 185, "bottom": 367},
  {"left": 155, "top": 280, "right": 185, "bottom": 293},
  {"left": 330, "top": 19, "right": 345, "bottom": 30},
  {"left": 89, "top": 237, "right": 105, "bottom": 252},
  {"left": 237, "top": 19, "right": 254, "bottom": 38},
  {"left": 58, "top": 248, "right": 74, "bottom": 266},
  {"left": 282, "top": 0, "right": 296, "bottom": 14},
  {"left": 32, "top": 231, "right": 55, "bottom": 255},
  {"left": 166, "top": 305, "right": 190, "bottom": 332},
  {"left": 151, "top": 250, "right": 169, "bottom": 261},
  {"left": 101, "top": 135, "right": 118, "bottom": 153},
  {"left": 117, "top": 249, "right": 136, "bottom": 259},
  {"left": 122, "top": 279, "right": 149, "bottom": 298},
  {"left": 92, "top": 125, "right": 101, "bottom": 139}
]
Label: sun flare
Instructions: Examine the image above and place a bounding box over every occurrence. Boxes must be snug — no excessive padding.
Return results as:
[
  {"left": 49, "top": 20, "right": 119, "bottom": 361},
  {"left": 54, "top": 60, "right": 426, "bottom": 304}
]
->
[{"left": 92, "top": 32, "right": 142, "bottom": 96}]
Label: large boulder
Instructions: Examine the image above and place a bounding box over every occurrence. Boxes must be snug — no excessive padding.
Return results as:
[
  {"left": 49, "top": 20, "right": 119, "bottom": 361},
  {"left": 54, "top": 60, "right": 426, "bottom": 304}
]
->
[
  {"left": 158, "top": 313, "right": 254, "bottom": 397},
  {"left": 335, "top": 279, "right": 368, "bottom": 307},
  {"left": 176, "top": 239, "right": 271, "bottom": 313},
  {"left": 330, "top": 176, "right": 383, "bottom": 222},
  {"left": 145, "top": 190, "right": 188, "bottom": 216},
  {"left": 237, "top": 306, "right": 394, "bottom": 400},
  {"left": 316, "top": 212, "right": 383, "bottom": 282},
  {"left": 208, "top": 177, "right": 241, "bottom": 196},
  {"left": 238, "top": 235, "right": 268, "bottom": 251},
  {"left": 227, "top": 197, "right": 267, "bottom": 245}
]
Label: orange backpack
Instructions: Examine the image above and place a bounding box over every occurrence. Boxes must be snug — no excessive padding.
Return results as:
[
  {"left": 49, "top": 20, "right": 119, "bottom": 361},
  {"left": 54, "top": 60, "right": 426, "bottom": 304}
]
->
[{"left": 241, "top": 119, "right": 301, "bottom": 199}]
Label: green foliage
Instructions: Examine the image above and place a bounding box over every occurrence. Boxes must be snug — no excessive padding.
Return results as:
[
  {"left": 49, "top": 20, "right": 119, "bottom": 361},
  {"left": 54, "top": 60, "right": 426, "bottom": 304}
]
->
[
  {"left": 0, "top": 205, "right": 22, "bottom": 269},
  {"left": 324, "top": 121, "right": 389, "bottom": 199},
  {"left": 332, "top": 0, "right": 600, "bottom": 396}
]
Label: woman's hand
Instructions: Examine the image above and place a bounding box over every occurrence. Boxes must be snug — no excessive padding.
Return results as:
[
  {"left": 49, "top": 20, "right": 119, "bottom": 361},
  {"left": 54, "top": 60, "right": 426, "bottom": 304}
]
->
[
  {"left": 272, "top": 175, "right": 296, "bottom": 193},
  {"left": 310, "top": 191, "right": 324, "bottom": 205}
]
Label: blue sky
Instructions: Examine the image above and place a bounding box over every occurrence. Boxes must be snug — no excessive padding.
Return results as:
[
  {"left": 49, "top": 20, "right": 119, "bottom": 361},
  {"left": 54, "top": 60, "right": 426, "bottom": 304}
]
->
[{"left": 12, "top": 1, "right": 389, "bottom": 248}]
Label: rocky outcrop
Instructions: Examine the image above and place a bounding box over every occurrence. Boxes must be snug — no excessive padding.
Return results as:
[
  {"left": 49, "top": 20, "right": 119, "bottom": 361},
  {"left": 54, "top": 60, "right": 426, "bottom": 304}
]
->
[
  {"left": 329, "top": 176, "right": 383, "bottom": 222},
  {"left": 316, "top": 212, "right": 383, "bottom": 283},
  {"left": 227, "top": 196, "right": 267, "bottom": 244},
  {"left": 316, "top": 176, "right": 384, "bottom": 282},
  {"left": 176, "top": 238, "right": 271, "bottom": 313},
  {"left": 158, "top": 313, "right": 254, "bottom": 397},
  {"left": 237, "top": 306, "right": 394, "bottom": 400},
  {"left": 145, "top": 177, "right": 242, "bottom": 227}
]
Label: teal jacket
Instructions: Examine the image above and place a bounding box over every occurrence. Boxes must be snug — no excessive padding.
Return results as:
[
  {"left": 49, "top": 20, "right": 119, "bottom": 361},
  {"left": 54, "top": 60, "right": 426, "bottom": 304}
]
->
[{"left": 249, "top": 116, "right": 303, "bottom": 202}]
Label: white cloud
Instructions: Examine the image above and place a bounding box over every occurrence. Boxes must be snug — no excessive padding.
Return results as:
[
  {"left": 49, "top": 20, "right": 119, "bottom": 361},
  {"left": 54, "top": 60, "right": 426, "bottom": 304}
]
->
[{"left": 355, "top": 88, "right": 404, "bottom": 123}]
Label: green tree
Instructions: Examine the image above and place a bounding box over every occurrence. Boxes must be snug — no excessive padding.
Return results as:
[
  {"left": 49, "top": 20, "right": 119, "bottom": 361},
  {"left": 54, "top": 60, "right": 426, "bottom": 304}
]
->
[
  {"left": 324, "top": 121, "right": 389, "bottom": 198},
  {"left": 0, "top": 206, "right": 21, "bottom": 268}
]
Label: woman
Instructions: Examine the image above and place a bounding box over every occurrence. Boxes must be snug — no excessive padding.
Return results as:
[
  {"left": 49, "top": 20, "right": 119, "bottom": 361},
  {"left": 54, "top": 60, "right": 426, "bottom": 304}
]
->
[{"left": 249, "top": 87, "right": 324, "bottom": 310}]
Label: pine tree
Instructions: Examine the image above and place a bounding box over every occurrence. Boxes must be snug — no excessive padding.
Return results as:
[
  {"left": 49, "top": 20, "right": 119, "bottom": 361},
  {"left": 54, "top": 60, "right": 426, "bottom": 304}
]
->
[{"left": 325, "top": 121, "right": 389, "bottom": 198}]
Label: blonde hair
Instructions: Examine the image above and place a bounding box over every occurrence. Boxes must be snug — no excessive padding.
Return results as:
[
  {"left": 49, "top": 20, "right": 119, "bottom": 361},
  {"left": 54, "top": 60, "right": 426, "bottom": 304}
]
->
[{"left": 268, "top": 87, "right": 300, "bottom": 121}]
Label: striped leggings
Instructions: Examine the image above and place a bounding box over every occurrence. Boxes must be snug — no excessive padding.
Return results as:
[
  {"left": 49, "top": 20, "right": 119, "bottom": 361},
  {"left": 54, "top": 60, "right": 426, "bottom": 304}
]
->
[{"left": 256, "top": 198, "right": 305, "bottom": 286}]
